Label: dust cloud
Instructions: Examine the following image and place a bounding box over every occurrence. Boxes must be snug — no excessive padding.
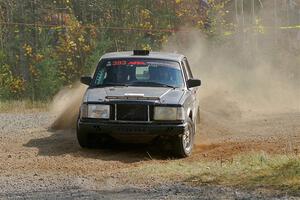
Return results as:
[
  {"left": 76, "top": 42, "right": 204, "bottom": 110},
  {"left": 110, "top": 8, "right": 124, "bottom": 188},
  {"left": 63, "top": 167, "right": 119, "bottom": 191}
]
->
[
  {"left": 163, "top": 1, "right": 300, "bottom": 143},
  {"left": 163, "top": 25, "right": 300, "bottom": 143},
  {"left": 50, "top": 82, "right": 87, "bottom": 130},
  {"left": 164, "top": 29, "right": 299, "bottom": 116}
]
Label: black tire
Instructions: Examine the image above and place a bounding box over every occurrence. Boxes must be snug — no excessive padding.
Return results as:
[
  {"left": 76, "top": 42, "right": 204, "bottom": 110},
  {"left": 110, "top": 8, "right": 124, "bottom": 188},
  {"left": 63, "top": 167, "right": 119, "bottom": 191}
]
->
[
  {"left": 77, "top": 126, "right": 94, "bottom": 148},
  {"left": 172, "top": 118, "right": 195, "bottom": 158},
  {"left": 76, "top": 117, "right": 97, "bottom": 148},
  {"left": 77, "top": 118, "right": 113, "bottom": 149}
]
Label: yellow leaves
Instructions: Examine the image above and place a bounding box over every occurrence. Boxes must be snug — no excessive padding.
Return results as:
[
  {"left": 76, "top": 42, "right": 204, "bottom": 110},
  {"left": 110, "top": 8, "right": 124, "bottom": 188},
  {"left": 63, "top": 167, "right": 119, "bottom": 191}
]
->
[
  {"left": 255, "top": 18, "right": 265, "bottom": 34},
  {"left": 52, "top": 17, "right": 95, "bottom": 84},
  {"left": 176, "top": 11, "right": 184, "bottom": 17},
  {"left": 23, "top": 44, "right": 33, "bottom": 57},
  {"left": 140, "top": 21, "right": 153, "bottom": 30},
  {"left": 10, "top": 77, "right": 25, "bottom": 94},
  {"left": 175, "top": 0, "right": 182, "bottom": 4},
  {"left": 223, "top": 31, "right": 233, "bottom": 36},
  {"left": 89, "top": 26, "right": 97, "bottom": 39},
  {"left": 160, "top": 35, "right": 168, "bottom": 44},
  {"left": 139, "top": 9, "right": 153, "bottom": 30},
  {"left": 0, "top": 64, "right": 13, "bottom": 86},
  {"left": 34, "top": 53, "right": 44, "bottom": 63},
  {"left": 66, "top": 58, "right": 73, "bottom": 66},
  {"left": 69, "top": 40, "right": 77, "bottom": 50},
  {"left": 142, "top": 44, "right": 151, "bottom": 51},
  {"left": 140, "top": 9, "right": 151, "bottom": 19},
  {"left": 29, "top": 64, "right": 39, "bottom": 78},
  {"left": 82, "top": 45, "right": 90, "bottom": 52},
  {"left": 197, "top": 20, "right": 204, "bottom": 28},
  {"left": 37, "top": 27, "right": 43, "bottom": 34},
  {"left": 78, "top": 35, "right": 85, "bottom": 43}
]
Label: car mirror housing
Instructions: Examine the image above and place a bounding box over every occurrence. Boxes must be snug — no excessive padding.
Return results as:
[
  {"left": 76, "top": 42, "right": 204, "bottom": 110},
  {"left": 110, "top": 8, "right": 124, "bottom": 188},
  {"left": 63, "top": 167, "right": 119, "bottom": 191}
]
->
[
  {"left": 81, "top": 76, "right": 92, "bottom": 86},
  {"left": 187, "top": 79, "right": 201, "bottom": 88}
]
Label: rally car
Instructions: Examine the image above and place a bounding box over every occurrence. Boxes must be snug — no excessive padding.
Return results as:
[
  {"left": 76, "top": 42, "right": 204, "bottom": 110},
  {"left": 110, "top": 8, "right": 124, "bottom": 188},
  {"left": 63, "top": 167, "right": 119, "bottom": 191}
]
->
[{"left": 77, "top": 50, "right": 201, "bottom": 157}]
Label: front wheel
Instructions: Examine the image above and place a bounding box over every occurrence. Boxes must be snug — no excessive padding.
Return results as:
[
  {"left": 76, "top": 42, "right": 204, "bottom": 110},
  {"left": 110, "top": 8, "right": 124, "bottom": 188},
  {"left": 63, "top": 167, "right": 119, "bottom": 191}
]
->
[
  {"left": 77, "top": 126, "right": 95, "bottom": 148},
  {"left": 172, "top": 118, "right": 195, "bottom": 158},
  {"left": 77, "top": 119, "right": 113, "bottom": 149}
]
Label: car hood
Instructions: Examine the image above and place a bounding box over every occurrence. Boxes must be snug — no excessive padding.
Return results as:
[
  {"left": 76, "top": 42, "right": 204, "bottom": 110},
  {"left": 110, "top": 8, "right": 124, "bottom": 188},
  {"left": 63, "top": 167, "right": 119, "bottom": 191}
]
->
[{"left": 84, "top": 86, "right": 185, "bottom": 105}]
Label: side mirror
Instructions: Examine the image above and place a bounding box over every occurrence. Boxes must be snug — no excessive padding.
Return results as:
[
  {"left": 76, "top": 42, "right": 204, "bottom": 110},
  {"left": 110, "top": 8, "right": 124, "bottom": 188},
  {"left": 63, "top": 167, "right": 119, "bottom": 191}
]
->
[
  {"left": 80, "top": 76, "right": 92, "bottom": 86},
  {"left": 187, "top": 79, "right": 201, "bottom": 88}
]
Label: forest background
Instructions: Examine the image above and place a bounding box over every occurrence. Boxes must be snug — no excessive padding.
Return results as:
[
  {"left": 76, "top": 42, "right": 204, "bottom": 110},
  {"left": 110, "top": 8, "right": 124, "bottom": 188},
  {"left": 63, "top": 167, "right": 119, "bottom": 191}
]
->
[{"left": 0, "top": 0, "right": 299, "bottom": 101}]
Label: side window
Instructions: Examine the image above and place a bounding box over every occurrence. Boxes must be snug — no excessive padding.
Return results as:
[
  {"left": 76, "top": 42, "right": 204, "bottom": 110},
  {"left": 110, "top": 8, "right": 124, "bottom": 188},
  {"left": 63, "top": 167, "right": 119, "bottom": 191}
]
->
[
  {"left": 183, "top": 58, "right": 193, "bottom": 79},
  {"left": 94, "top": 67, "right": 106, "bottom": 85}
]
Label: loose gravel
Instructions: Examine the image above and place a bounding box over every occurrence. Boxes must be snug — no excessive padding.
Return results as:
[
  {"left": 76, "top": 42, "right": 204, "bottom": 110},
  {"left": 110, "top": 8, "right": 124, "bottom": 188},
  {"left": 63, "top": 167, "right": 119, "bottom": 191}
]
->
[{"left": 0, "top": 111, "right": 299, "bottom": 199}]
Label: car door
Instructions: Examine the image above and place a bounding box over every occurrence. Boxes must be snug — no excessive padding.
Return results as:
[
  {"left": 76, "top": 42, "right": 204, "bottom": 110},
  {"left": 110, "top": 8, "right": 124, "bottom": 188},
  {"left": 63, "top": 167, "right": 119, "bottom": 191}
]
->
[
  {"left": 182, "top": 58, "right": 199, "bottom": 122},
  {"left": 184, "top": 58, "right": 200, "bottom": 123}
]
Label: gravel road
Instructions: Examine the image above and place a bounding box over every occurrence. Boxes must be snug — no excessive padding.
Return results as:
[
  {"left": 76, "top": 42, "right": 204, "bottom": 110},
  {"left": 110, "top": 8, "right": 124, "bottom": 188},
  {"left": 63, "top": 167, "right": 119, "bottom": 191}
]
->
[{"left": 0, "top": 111, "right": 299, "bottom": 199}]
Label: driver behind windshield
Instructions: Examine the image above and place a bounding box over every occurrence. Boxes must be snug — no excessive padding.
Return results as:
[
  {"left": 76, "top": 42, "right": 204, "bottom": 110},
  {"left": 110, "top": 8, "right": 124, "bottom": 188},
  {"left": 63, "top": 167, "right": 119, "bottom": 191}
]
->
[{"left": 94, "top": 59, "right": 184, "bottom": 88}]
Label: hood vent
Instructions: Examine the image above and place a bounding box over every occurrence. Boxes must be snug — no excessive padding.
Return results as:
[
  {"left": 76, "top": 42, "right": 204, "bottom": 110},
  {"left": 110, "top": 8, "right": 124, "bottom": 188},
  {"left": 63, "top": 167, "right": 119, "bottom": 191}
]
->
[{"left": 106, "top": 95, "right": 159, "bottom": 100}]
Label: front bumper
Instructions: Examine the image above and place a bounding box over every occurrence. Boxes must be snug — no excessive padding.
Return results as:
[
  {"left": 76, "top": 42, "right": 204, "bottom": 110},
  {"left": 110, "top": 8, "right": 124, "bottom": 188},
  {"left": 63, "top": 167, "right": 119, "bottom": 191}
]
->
[{"left": 78, "top": 120, "right": 187, "bottom": 136}]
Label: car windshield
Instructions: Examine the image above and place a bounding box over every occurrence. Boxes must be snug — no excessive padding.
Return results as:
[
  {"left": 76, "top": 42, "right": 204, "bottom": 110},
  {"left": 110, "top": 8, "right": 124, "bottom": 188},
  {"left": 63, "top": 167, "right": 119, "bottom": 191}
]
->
[{"left": 92, "top": 59, "right": 184, "bottom": 88}]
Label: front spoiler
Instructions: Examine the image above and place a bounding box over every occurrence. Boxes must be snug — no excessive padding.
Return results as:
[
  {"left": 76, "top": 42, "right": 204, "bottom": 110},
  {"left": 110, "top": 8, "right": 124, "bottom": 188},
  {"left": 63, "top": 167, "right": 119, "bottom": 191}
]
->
[{"left": 78, "top": 120, "right": 187, "bottom": 136}]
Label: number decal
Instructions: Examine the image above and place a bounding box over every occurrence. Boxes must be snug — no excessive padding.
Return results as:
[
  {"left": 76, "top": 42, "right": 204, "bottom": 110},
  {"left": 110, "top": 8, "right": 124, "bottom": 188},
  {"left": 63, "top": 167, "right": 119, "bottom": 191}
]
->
[{"left": 112, "top": 60, "right": 127, "bottom": 66}]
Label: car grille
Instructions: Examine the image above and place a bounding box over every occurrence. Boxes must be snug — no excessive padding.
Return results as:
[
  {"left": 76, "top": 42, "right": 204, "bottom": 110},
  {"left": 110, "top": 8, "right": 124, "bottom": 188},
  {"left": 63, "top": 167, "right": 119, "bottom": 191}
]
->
[{"left": 116, "top": 104, "right": 149, "bottom": 121}]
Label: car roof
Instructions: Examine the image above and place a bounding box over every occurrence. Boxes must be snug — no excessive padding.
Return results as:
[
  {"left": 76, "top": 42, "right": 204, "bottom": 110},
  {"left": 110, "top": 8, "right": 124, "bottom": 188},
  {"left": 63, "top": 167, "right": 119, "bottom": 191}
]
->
[{"left": 100, "top": 51, "right": 185, "bottom": 62}]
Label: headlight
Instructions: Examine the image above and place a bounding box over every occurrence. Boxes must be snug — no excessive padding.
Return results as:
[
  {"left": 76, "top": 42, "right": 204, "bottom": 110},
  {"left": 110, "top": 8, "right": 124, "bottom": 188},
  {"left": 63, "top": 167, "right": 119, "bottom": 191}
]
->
[
  {"left": 154, "top": 106, "right": 184, "bottom": 121},
  {"left": 80, "top": 104, "right": 88, "bottom": 118},
  {"left": 80, "top": 104, "right": 110, "bottom": 119}
]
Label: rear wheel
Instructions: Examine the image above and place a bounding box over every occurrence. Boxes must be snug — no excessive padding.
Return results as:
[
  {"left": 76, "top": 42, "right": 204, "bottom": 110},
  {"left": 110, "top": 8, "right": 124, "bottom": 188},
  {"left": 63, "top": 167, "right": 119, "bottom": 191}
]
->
[{"left": 172, "top": 118, "right": 195, "bottom": 158}]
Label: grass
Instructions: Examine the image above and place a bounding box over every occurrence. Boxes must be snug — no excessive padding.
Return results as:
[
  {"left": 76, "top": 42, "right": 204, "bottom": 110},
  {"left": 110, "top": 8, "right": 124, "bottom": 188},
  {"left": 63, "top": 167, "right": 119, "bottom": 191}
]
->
[
  {"left": 129, "top": 153, "right": 300, "bottom": 195},
  {"left": 0, "top": 100, "right": 49, "bottom": 112}
]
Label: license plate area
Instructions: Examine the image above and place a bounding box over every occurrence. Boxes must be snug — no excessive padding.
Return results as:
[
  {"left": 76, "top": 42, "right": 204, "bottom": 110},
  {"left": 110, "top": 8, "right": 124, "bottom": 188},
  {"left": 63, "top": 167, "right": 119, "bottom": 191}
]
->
[{"left": 116, "top": 104, "right": 148, "bottom": 121}]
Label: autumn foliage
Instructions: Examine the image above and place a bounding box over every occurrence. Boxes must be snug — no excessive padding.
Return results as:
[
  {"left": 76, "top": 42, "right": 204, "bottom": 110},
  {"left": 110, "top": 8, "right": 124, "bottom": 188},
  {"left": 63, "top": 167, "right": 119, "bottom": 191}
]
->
[{"left": 0, "top": 0, "right": 230, "bottom": 100}]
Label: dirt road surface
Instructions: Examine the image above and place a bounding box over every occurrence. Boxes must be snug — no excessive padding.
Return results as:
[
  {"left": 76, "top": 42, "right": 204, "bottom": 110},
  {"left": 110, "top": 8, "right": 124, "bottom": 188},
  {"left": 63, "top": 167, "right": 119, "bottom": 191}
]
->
[{"left": 0, "top": 111, "right": 299, "bottom": 199}]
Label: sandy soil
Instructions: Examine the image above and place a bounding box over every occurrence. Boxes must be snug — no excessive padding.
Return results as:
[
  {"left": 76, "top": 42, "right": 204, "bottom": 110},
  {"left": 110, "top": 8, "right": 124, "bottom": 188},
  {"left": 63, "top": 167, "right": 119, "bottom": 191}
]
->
[{"left": 0, "top": 111, "right": 299, "bottom": 199}]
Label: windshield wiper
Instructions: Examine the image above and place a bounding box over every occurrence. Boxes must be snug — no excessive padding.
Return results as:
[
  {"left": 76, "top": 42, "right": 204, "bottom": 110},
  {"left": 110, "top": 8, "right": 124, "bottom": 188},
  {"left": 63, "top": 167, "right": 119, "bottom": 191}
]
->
[
  {"left": 130, "top": 81, "right": 176, "bottom": 89},
  {"left": 93, "top": 81, "right": 176, "bottom": 89},
  {"left": 93, "top": 82, "right": 129, "bottom": 87}
]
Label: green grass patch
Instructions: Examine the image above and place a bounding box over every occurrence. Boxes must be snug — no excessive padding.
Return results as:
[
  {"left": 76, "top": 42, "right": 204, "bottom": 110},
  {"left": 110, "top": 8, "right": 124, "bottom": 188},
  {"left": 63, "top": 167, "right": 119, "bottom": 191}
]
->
[
  {"left": 0, "top": 100, "right": 49, "bottom": 112},
  {"left": 130, "top": 153, "right": 300, "bottom": 195}
]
